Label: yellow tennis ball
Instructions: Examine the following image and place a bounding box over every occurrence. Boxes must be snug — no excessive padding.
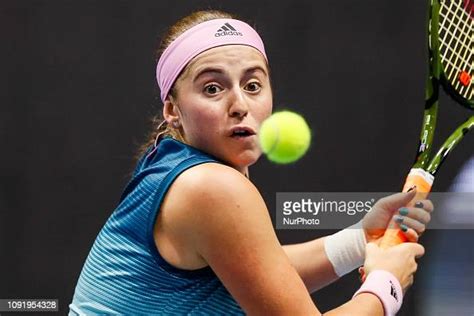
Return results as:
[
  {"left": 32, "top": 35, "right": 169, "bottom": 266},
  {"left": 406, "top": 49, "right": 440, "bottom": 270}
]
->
[{"left": 259, "top": 111, "right": 311, "bottom": 164}]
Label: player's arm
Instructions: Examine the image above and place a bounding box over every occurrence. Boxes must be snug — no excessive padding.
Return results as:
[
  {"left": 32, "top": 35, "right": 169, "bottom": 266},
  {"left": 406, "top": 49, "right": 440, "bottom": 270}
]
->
[
  {"left": 167, "top": 163, "right": 393, "bottom": 315},
  {"left": 162, "top": 163, "right": 426, "bottom": 315},
  {"left": 171, "top": 163, "right": 320, "bottom": 315},
  {"left": 283, "top": 192, "right": 433, "bottom": 293},
  {"left": 283, "top": 238, "right": 338, "bottom": 292}
]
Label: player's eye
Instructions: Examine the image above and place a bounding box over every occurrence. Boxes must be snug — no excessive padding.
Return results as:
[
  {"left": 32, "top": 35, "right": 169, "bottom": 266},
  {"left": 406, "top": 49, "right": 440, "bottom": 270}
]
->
[
  {"left": 204, "top": 84, "right": 223, "bottom": 95},
  {"left": 244, "top": 81, "right": 261, "bottom": 93}
]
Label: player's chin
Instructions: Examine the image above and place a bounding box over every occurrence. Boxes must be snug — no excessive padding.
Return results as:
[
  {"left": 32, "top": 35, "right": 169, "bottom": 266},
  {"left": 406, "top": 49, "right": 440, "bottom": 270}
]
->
[{"left": 226, "top": 149, "right": 262, "bottom": 170}]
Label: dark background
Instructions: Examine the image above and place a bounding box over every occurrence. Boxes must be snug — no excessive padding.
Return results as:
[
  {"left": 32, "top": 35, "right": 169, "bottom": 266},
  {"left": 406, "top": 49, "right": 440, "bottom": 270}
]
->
[{"left": 1, "top": 0, "right": 472, "bottom": 315}]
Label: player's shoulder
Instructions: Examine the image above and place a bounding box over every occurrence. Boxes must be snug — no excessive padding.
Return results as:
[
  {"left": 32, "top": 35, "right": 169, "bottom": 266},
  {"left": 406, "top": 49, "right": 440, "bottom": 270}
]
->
[
  {"left": 156, "top": 163, "right": 264, "bottom": 270},
  {"left": 166, "top": 162, "right": 264, "bottom": 220},
  {"left": 175, "top": 162, "right": 254, "bottom": 196}
]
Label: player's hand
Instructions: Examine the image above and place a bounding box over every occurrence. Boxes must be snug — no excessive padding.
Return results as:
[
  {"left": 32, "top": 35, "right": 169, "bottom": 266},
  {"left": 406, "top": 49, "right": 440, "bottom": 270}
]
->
[
  {"left": 362, "top": 191, "right": 434, "bottom": 243},
  {"left": 362, "top": 242, "right": 425, "bottom": 293}
]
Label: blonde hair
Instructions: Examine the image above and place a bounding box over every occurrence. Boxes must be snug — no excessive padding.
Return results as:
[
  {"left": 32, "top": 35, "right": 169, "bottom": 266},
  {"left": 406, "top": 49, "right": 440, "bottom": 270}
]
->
[{"left": 136, "top": 10, "right": 236, "bottom": 159}]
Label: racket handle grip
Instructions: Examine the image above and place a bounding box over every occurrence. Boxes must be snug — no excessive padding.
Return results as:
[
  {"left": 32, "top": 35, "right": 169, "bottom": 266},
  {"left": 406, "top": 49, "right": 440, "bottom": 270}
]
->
[
  {"left": 379, "top": 226, "right": 408, "bottom": 249},
  {"left": 379, "top": 168, "right": 433, "bottom": 249},
  {"left": 360, "top": 169, "right": 434, "bottom": 282}
]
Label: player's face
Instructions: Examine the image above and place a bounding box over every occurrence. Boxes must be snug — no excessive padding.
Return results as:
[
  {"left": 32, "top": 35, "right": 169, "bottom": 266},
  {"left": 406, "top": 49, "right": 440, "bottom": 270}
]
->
[{"left": 172, "top": 45, "right": 272, "bottom": 174}]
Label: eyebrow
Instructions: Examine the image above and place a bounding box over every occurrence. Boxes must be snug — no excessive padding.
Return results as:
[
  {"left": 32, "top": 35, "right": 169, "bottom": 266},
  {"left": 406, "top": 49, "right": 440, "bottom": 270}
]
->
[
  {"left": 192, "top": 67, "right": 223, "bottom": 82},
  {"left": 192, "top": 65, "right": 268, "bottom": 82}
]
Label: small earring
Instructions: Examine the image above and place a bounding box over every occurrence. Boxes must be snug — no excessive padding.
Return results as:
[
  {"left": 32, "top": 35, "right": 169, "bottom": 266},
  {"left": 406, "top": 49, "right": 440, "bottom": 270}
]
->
[{"left": 172, "top": 120, "right": 180, "bottom": 128}]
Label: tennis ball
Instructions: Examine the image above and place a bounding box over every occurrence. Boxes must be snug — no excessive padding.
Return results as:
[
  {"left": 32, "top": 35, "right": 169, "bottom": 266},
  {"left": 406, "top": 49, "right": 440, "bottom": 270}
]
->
[{"left": 259, "top": 111, "right": 311, "bottom": 164}]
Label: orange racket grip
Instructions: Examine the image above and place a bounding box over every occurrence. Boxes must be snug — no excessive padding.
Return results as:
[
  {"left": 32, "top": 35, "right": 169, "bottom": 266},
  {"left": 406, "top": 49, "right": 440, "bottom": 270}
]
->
[
  {"left": 360, "top": 169, "right": 434, "bottom": 282},
  {"left": 379, "top": 168, "right": 433, "bottom": 249},
  {"left": 379, "top": 226, "right": 409, "bottom": 249}
]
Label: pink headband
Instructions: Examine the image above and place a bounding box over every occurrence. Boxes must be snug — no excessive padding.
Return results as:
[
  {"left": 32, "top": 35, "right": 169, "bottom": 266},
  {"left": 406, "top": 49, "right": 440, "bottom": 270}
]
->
[{"left": 156, "top": 18, "right": 267, "bottom": 102}]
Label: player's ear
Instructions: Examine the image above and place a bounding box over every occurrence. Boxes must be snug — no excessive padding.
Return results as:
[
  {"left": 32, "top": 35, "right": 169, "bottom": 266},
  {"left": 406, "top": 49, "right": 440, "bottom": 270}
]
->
[{"left": 163, "top": 96, "right": 181, "bottom": 125}]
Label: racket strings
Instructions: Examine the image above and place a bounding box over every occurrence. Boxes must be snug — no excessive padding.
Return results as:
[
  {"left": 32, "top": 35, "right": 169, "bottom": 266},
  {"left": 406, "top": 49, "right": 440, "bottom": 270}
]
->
[
  {"left": 438, "top": 0, "right": 473, "bottom": 100},
  {"left": 439, "top": 1, "right": 472, "bottom": 85},
  {"left": 440, "top": 4, "right": 471, "bottom": 72}
]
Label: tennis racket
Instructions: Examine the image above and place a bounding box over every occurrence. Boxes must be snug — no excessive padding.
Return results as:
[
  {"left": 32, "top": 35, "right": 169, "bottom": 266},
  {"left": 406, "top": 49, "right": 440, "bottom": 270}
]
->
[
  {"left": 360, "top": 0, "right": 473, "bottom": 282},
  {"left": 380, "top": 0, "right": 473, "bottom": 249}
]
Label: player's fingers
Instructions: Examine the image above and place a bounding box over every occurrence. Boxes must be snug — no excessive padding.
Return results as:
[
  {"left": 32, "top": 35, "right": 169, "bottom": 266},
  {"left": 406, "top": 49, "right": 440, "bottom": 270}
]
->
[
  {"left": 396, "top": 215, "right": 428, "bottom": 237},
  {"left": 397, "top": 206, "right": 431, "bottom": 226},
  {"left": 377, "top": 190, "right": 417, "bottom": 212},
  {"left": 413, "top": 199, "right": 434, "bottom": 213},
  {"left": 402, "top": 242, "right": 425, "bottom": 258},
  {"left": 397, "top": 224, "right": 419, "bottom": 243}
]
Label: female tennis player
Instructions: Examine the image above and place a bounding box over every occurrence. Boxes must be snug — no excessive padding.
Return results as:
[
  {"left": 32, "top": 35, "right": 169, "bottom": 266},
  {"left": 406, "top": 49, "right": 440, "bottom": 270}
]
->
[{"left": 69, "top": 10, "right": 433, "bottom": 315}]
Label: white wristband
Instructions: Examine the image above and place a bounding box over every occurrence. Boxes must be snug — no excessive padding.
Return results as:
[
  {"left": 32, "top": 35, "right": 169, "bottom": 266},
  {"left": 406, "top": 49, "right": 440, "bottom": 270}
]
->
[
  {"left": 353, "top": 270, "right": 403, "bottom": 316},
  {"left": 323, "top": 221, "right": 366, "bottom": 277}
]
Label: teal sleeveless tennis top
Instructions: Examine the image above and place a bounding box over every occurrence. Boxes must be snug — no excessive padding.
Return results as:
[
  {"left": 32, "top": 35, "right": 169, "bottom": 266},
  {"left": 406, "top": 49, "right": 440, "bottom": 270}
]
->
[{"left": 69, "top": 137, "right": 244, "bottom": 315}]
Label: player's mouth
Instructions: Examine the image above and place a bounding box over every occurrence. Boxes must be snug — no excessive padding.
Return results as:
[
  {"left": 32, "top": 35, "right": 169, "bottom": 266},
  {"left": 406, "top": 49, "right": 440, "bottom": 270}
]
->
[{"left": 229, "top": 126, "right": 256, "bottom": 138}]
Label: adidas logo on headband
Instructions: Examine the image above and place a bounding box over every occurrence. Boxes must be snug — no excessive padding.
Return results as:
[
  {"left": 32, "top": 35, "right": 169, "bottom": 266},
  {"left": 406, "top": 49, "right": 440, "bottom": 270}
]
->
[{"left": 215, "top": 23, "right": 243, "bottom": 37}]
